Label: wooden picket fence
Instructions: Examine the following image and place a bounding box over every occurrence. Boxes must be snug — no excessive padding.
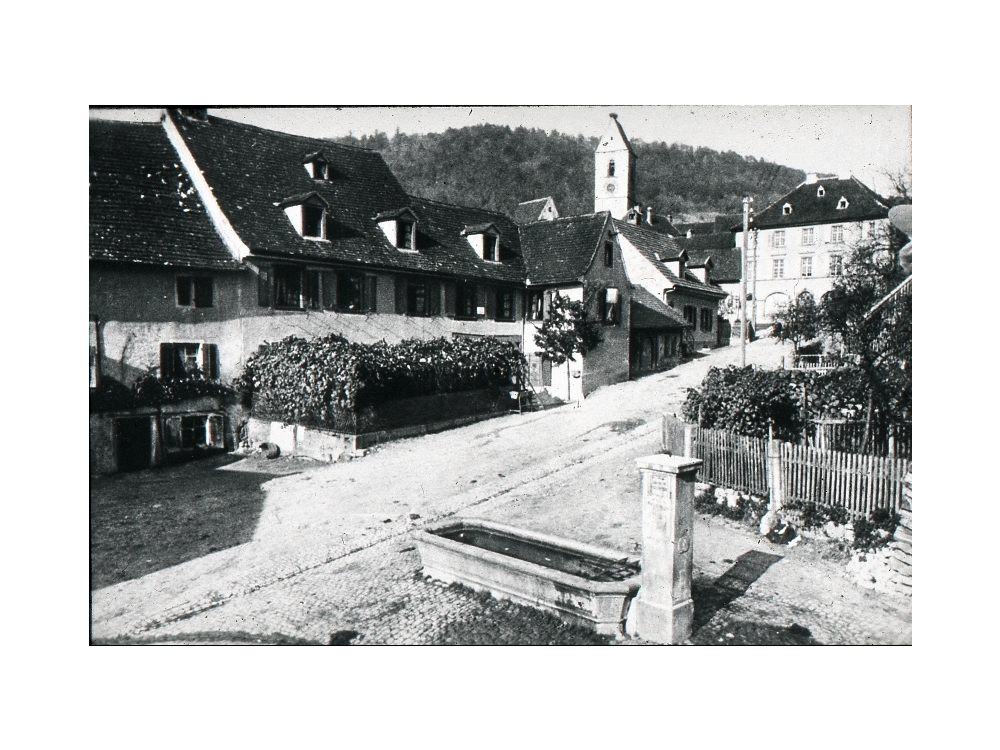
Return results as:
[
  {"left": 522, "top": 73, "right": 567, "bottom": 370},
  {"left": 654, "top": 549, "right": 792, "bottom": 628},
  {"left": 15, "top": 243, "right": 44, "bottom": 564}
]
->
[
  {"left": 779, "top": 442, "right": 910, "bottom": 518},
  {"left": 687, "top": 426, "right": 769, "bottom": 496},
  {"left": 667, "top": 416, "right": 911, "bottom": 520}
]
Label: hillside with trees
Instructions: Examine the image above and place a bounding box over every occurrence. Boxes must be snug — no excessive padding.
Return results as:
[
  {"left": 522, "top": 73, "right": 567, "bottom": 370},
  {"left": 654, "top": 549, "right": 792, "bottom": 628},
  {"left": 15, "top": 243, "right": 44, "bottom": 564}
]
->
[{"left": 335, "top": 125, "right": 806, "bottom": 221}]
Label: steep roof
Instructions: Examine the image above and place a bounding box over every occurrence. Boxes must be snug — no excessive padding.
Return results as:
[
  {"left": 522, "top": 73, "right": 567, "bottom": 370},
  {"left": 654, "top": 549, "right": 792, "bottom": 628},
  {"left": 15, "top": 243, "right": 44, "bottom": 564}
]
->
[
  {"left": 171, "top": 113, "right": 524, "bottom": 283},
  {"left": 596, "top": 114, "right": 636, "bottom": 156},
  {"left": 513, "top": 197, "right": 555, "bottom": 224},
  {"left": 519, "top": 213, "right": 610, "bottom": 286},
  {"left": 630, "top": 286, "right": 689, "bottom": 330},
  {"left": 89, "top": 120, "right": 239, "bottom": 270},
  {"left": 615, "top": 219, "right": 728, "bottom": 298},
  {"left": 748, "top": 176, "right": 889, "bottom": 230}
]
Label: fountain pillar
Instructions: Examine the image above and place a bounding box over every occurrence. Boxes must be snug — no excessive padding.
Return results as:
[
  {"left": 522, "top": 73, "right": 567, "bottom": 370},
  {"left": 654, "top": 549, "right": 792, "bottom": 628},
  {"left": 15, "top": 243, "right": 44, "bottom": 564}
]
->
[{"left": 630, "top": 454, "right": 702, "bottom": 644}]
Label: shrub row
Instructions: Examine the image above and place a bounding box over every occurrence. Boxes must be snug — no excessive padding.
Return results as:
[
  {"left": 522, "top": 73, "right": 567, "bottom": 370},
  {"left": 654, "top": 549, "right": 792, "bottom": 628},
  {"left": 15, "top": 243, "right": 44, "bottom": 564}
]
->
[
  {"left": 681, "top": 365, "right": 878, "bottom": 441},
  {"left": 234, "top": 334, "right": 527, "bottom": 427},
  {"left": 90, "top": 372, "right": 233, "bottom": 412}
]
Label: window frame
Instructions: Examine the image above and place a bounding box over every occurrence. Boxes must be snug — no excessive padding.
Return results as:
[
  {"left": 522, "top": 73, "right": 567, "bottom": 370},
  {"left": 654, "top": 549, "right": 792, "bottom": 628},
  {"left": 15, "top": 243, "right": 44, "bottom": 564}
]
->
[
  {"left": 301, "top": 203, "right": 326, "bottom": 239},
  {"left": 829, "top": 255, "right": 843, "bottom": 276},
  {"left": 800, "top": 256, "right": 813, "bottom": 277},
  {"left": 601, "top": 288, "right": 620, "bottom": 326},
  {"left": 175, "top": 275, "right": 214, "bottom": 308},
  {"left": 700, "top": 308, "right": 714, "bottom": 332},
  {"left": 771, "top": 230, "right": 786, "bottom": 248},
  {"left": 604, "top": 240, "right": 614, "bottom": 268},
  {"left": 495, "top": 288, "right": 516, "bottom": 322},
  {"left": 526, "top": 289, "right": 544, "bottom": 321},
  {"left": 830, "top": 224, "right": 845, "bottom": 243},
  {"left": 483, "top": 234, "right": 500, "bottom": 262},
  {"left": 159, "top": 342, "right": 218, "bottom": 379},
  {"left": 801, "top": 227, "right": 815, "bottom": 246},
  {"left": 773, "top": 258, "right": 785, "bottom": 279},
  {"left": 397, "top": 218, "right": 416, "bottom": 250}
]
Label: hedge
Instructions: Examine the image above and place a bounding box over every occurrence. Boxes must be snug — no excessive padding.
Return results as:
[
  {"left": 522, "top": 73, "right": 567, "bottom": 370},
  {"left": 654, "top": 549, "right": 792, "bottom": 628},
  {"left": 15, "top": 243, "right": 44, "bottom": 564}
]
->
[{"left": 234, "top": 334, "right": 527, "bottom": 428}]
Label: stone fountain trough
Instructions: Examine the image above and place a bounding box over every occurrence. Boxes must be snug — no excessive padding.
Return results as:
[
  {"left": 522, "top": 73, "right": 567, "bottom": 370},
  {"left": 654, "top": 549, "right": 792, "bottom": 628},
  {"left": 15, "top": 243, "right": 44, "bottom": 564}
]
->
[{"left": 415, "top": 519, "right": 641, "bottom": 635}]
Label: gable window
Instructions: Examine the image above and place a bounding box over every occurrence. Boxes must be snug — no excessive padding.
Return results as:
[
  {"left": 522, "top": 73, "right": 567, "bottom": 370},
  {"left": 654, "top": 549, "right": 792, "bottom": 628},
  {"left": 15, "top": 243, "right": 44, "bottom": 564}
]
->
[
  {"left": 397, "top": 219, "right": 415, "bottom": 250},
  {"left": 604, "top": 240, "right": 614, "bottom": 268},
  {"left": 700, "top": 308, "right": 714, "bottom": 332},
  {"left": 608, "top": 159, "right": 616, "bottom": 177},
  {"left": 309, "top": 160, "right": 329, "bottom": 180},
  {"left": 483, "top": 234, "right": 500, "bottom": 262},
  {"left": 817, "top": 185, "right": 825, "bottom": 197},
  {"left": 801, "top": 227, "right": 815, "bottom": 246},
  {"left": 526, "top": 290, "right": 544, "bottom": 321},
  {"left": 176, "top": 276, "right": 214, "bottom": 308},
  {"left": 770, "top": 230, "right": 785, "bottom": 248},
  {"left": 782, "top": 203, "right": 793, "bottom": 215},
  {"left": 159, "top": 342, "right": 219, "bottom": 379},
  {"left": 495, "top": 289, "right": 515, "bottom": 321},
  {"left": 601, "top": 288, "right": 619, "bottom": 325},
  {"left": 773, "top": 258, "right": 785, "bottom": 278},
  {"left": 456, "top": 282, "right": 477, "bottom": 318},
  {"left": 831, "top": 224, "right": 845, "bottom": 243},
  {"left": 800, "top": 256, "right": 813, "bottom": 277},
  {"left": 830, "top": 255, "right": 843, "bottom": 276},
  {"left": 837, "top": 197, "right": 849, "bottom": 210}
]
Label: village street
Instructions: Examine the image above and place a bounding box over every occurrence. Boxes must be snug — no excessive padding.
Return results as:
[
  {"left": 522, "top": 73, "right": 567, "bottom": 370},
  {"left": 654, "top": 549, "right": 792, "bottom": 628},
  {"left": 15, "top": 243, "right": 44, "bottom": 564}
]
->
[{"left": 90, "top": 339, "right": 911, "bottom": 644}]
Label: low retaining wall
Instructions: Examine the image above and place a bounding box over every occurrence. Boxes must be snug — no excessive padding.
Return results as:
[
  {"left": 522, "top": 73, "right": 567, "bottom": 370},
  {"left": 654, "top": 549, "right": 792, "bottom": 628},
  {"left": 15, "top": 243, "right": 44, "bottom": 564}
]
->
[{"left": 248, "top": 388, "right": 515, "bottom": 461}]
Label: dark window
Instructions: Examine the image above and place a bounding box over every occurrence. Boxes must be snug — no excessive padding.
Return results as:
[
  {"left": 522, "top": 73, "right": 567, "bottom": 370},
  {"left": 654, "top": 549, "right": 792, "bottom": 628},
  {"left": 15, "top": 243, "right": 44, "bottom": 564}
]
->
[
  {"left": 337, "top": 272, "right": 364, "bottom": 312},
  {"left": 302, "top": 204, "right": 325, "bottom": 238},
  {"left": 274, "top": 265, "right": 303, "bottom": 308},
  {"left": 700, "top": 308, "right": 714, "bottom": 332},
  {"left": 407, "top": 281, "right": 428, "bottom": 316},
  {"left": 684, "top": 305, "right": 697, "bottom": 325},
  {"left": 456, "top": 282, "right": 477, "bottom": 318},
  {"left": 304, "top": 270, "right": 321, "bottom": 310},
  {"left": 495, "top": 289, "right": 515, "bottom": 321},
  {"left": 397, "top": 219, "right": 414, "bottom": 249},
  {"left": 163, "top": 414, "right": 224, "bottom": 453},
  {"left": 176, "top": 276, "right": 213, "bottom": 308},
  {"left": 526, "top": 290, "right": 544, "bottom": 321},
  {"left": 608, "top": 159, "right": 616, "bottom": 177},
  {"left": 830, "top": 255, "right": 843, "bottom": 276},
  {"left": 483, "top": 234, "right": 499, "bottom": 262},
  {"left": 309, "top": 161, "right": 330, "bottom": 180},
  {"left": 604, "top": 240, "right": 614, "bottom": 268}
]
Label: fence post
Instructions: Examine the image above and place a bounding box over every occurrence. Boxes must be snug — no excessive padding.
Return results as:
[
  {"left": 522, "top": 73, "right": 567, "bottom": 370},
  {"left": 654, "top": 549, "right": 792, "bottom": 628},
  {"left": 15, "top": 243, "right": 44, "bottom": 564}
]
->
[
  {"left": 683, "top": 423, "right": 694, "bottom": 458},
  {"left": 761, "top": 438, "right": 785, "bottom": 535}
]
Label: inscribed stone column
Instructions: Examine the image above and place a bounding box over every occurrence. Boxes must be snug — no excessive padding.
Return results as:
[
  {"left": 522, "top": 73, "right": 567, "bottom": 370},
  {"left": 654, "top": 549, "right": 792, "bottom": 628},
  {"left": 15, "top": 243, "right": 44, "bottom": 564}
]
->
[{"left": 631, "top": 454, "right": 702, "bottom": 644}]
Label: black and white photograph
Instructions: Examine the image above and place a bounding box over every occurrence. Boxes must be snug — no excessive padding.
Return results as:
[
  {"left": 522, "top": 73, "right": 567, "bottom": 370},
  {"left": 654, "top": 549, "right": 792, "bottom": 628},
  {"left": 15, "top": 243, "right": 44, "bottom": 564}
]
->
[{"left": 88, "top": 104, "right": 912, "bottom": 646}]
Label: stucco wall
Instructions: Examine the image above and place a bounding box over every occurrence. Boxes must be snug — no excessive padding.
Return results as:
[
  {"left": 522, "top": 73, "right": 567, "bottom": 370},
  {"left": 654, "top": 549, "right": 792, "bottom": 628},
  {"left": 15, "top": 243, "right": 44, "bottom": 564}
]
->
[{"left": 666, "top": 288, "right": 722, "bottom": 349}]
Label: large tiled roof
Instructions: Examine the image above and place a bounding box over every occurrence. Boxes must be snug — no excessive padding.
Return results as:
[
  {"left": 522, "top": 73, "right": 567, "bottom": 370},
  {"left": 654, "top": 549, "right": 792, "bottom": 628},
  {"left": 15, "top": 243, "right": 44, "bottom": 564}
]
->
[
  {"left": 748, "top": 176, "right": 889, "bottom": 230},
  {"left": 172, "top": 113, "right": 524, "bottom": 283},
  {"left": 615, "top": 219, "right": 728, "bottom": 298},
  {"left": 630, "top": 286, "right": 689, "bottom": 330},
  {"left": 519, "top": 213, "right": 610, "bottom": 286},
  {"left": 89, "top": 120, "right": 239, "bottom": 270}
]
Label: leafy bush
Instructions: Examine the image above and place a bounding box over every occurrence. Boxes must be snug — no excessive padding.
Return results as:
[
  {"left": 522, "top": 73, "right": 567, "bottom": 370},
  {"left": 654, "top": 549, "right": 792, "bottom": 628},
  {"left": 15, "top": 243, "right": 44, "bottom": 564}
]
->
[
  {"left": 695, "top": 486, "right": 769, "bottom": 527},
  {"left": 234, "top": 334, "right": 527, "bottom": 427},
  {"left": 852, "top": 507, "right": 899, "bottom": 551},
  {"left": 90, "top": 376, "right": 135, "bottom": 412},
  {"left": 682, "top": 365, "right": 875, "bottom": 440},
  {"left": 786, "top": 501, "right": 851, "bottom": 530},
  {"left": 133, "top": 372, "right": 233, "bottom": 405}
]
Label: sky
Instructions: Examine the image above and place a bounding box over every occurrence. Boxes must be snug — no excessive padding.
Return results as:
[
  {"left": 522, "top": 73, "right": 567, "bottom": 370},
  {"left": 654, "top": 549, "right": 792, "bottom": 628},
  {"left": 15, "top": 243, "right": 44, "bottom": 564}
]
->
[{"left": 91, "top": 105, "right": 912, "bottom": 198}]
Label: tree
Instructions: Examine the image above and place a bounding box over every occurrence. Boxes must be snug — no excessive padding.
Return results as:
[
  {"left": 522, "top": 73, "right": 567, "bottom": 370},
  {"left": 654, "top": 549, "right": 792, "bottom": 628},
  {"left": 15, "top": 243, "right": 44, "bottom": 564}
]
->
[
  {"left": 881, "top": 166, "right": 912, "bottom": 207},
  {"left": 820, "top": 223, "right": 911, "bottom": 445},
  {"left": 533, "top": 293, "right": 603, "bottom": 400},
  {"left": 772, "top": 291, "right": 820, "bottom": 352}
]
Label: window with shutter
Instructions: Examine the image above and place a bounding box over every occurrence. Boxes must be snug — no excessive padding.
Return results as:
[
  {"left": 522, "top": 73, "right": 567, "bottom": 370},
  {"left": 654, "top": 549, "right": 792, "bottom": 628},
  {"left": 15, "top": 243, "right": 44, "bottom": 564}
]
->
[
  {"left": 304, "top": 270, "right": 321, "bottom": 310},
  {"left": 365, "top": 275, "right": 378, "bottom": 313},
  {"left": 456, "top": 282, "right": 477, "bottom": 318},
  {"left": 394, "top": 275, "right": 407, "bottom": 314},
  {"left": 428, "top": 281, "right": 441, "bottom": 316},
  {"left": 444, "top": 282, "right": 457, "bottom": 317}
]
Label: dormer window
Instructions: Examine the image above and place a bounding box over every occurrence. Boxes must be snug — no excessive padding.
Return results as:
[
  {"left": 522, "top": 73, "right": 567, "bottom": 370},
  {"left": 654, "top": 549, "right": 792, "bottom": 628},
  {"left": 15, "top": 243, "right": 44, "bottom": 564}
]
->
[
  {"left": 837, "top": 197, "right": 849, "bottom": 210},
  {"left": 782, "top": 203, "right": 793, "bottom": 215},
  {"left": 817, "top": 185, "right": 826, "bottom": 197},
  {"left": 608, "top": 160, "right": 616, "bottom": 177},
  {"left": 374, "top": 208, "right": 420, "bottom": 252},
  {"left": 461, "top": 223, "right": 502, "bottom": 262},
  {"left": 279, "top": 192, "right": 329, "bottom": 240},
  {"left": 397, "top": 219, "right": 415, "bottom": 249},
  {"left": 303, "top": 151, "right": 338, "bottom": 181}
]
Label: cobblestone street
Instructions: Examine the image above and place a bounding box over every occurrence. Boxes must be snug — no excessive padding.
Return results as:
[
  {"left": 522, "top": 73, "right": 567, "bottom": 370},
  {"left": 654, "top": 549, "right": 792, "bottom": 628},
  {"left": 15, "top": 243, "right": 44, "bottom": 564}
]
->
[{"left": 91, "top": 340, "right": 911, "bottom": 645}]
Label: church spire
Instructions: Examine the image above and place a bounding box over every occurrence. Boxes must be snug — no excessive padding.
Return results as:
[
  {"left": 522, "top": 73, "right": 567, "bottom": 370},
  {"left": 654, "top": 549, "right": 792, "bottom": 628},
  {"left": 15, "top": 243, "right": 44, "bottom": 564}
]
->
[{"left": 595, "top": 113, "right": 636, "bottom": 219}]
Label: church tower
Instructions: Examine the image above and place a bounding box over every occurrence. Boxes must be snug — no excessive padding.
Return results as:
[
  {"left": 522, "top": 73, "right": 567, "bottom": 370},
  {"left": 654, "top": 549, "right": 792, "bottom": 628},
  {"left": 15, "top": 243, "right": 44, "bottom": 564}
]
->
[{"left": 594, "top": 113, "right": 636, "bottom": 219}]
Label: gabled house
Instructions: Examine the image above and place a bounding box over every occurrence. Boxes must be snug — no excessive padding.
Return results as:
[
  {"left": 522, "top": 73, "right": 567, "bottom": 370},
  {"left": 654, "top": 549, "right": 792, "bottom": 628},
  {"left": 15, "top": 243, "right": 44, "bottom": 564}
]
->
[
  {"left": 614, "top": 219, "right": 728, "bottom": 350},
  {"left": 519, "top": 212, "right": 633, "bottom": 401},
  {"left": 735, "top": 173, "right": 890, "bottom": 324}
]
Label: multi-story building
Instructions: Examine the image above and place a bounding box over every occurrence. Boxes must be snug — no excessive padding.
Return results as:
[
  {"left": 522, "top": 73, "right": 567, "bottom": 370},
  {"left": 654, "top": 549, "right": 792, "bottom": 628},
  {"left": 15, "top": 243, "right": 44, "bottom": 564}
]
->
[{"left": 735, "top": 174, "right": 890, "bottom": 324}]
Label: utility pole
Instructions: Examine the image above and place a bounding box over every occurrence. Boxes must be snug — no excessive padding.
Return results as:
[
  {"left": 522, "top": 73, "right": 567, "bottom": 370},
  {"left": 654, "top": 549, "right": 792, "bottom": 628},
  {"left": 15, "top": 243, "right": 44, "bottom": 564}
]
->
[{"left": 740, "top": 197, "right": 752, "bottom": 367}]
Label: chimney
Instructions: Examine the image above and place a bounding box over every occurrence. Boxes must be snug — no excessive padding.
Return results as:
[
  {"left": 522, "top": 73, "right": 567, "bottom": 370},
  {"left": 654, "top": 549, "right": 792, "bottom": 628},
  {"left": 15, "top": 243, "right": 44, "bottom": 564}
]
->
[
  {"left": 646, "top": 206, "right": 654, "bottom": 225},
  {"left": 838, "top": 171, "right": 852, "bottom": 180},
  {"left": 805, "top": 173, "right": 818, "bottom": 184},
  {"left": 686, "top": 229, "right": 693, "bottom": 239}
]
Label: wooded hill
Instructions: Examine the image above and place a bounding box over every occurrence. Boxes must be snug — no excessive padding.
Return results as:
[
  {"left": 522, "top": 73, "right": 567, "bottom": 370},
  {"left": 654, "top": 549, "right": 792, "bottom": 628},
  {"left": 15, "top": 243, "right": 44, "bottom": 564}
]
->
[{"left": 334, "top": 125, "right": 805, "bottom": 221}]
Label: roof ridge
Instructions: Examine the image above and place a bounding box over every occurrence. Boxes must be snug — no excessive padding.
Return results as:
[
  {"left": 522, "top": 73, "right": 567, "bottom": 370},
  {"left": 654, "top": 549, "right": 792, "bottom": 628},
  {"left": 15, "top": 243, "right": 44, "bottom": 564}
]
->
[{"left": 200, "top": 113, "right": 382, "bottom": 154}]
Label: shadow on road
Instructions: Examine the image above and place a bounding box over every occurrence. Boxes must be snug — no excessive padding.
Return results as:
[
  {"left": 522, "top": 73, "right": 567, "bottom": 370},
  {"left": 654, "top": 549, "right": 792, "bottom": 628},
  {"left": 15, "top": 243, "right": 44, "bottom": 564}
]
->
[
  {"left": 691, "top": 549, "right": 784, "bottom": 632},
  {"left": 90, "top": 453, "right": 312, "bottom": 590}
]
